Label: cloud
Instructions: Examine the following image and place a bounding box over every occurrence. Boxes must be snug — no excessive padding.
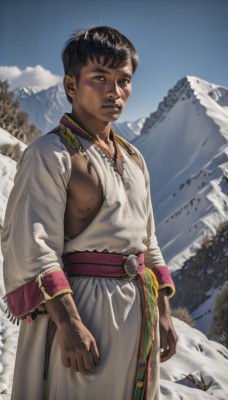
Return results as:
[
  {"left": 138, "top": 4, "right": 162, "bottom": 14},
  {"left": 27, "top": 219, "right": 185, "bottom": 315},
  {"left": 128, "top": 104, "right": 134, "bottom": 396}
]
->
[{"left": 0, "top": 65, "right": 62, "bottom": 91}]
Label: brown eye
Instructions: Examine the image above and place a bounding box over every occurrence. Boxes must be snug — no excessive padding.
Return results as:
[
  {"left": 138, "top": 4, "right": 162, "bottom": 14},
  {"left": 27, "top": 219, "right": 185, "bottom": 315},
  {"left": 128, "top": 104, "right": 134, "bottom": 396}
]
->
[{"left": 94, "top": 75, "right": 105, "bottom": 81}]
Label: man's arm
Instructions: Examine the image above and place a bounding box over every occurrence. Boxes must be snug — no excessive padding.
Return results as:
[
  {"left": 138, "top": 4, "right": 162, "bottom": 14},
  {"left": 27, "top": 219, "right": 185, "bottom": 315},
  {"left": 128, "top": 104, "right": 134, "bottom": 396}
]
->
[
  {"left": 2, "top": 136, "right": 72, "bottom": 315},
  {"left": 45, "top": 294, "right": 100, "bottom": 372},
  {"left": 157, "top": 288, "right": 178, "bottom": 363},
  {"left": 139, "top": 154, "right": 178, "bottom": 362},
  {"left": 1, "top": 135, "right": 99, "bottom": 371}
]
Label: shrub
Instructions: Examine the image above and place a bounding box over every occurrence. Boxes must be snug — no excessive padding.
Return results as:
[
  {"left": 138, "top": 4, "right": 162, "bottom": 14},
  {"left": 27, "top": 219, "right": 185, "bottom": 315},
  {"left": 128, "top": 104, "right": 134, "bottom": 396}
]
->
[
  {"left": 0, "top": 143, "right": 22, "bottom": 162},
  {"left": 171, "top": 307, "right": 195, "bottom": 327},
  {"left": 0, "top": 80, "right": 41, "bottom": 144},
  {"left": 216, "top": 221, "right": 228, "bottom": 236},
  {"left": 201, "top": 235, "right": 214, "bottom": 248},
  {"left": 210, "top": 283, "right": 228, "bottom": 348}
]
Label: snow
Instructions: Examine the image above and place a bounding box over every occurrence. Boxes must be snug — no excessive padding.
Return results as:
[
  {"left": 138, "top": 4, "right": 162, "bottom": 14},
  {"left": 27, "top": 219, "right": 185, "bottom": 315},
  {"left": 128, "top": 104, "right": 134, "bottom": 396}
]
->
[
  {"left": 112, "top": 118, "right": 145, "bottom": 141},
  {"left": 0, "top": 127, "right": 27, "bottom": 152},
  {"left": 14, "top": 82, "right": 70, "bottom": 134},
  {"left": 0, "top": 152, "right": 19, "bottom": 399},
  {"left": 160, "top": 319, "right": 228, "bottom": 400},
  {"left": 0, "top": 128, "right": 27, "bottom": 228}
]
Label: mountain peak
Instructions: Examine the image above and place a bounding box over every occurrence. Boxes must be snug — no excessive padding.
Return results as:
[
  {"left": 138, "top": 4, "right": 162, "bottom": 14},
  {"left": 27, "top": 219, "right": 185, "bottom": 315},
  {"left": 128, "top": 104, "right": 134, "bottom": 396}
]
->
[
  {"left": 14, "top": 85, "right": 37, "bottom": 99},
  {"left": 141, "top": 76, "right": 192, "bottom": 134},
  {"left": 141, "top": 76, "right": 228, "bottom": 136}
]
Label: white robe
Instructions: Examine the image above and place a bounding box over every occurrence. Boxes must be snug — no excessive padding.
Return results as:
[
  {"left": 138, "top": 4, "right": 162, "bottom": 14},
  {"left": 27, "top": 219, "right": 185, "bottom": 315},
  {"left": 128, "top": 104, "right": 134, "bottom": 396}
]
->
[{"left": 2, "top": 132, "right": 165, "bottom": 400}]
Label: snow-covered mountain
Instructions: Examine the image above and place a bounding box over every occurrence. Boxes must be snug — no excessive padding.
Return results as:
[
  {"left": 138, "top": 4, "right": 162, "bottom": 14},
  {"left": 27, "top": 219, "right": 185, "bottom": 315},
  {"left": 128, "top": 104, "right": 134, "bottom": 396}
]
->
[
  {"left": 14, "top": 82, "right": 70, "bottom": 133},
  {"left": 133, "top": 75, "right": 228, "bottom": 336},
  {"left": 14, "top": 83, "right": 144, "bottom": 140},
  {"left": 133, "top": 75, "right": 228, "bottom": 273}
]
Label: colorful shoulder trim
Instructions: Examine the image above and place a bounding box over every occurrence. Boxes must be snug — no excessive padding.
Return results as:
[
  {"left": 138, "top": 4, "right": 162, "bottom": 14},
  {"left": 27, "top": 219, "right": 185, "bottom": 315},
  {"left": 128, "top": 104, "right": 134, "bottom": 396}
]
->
[{"left": 114, "top": 134, "right": 136, "bottom": 156}]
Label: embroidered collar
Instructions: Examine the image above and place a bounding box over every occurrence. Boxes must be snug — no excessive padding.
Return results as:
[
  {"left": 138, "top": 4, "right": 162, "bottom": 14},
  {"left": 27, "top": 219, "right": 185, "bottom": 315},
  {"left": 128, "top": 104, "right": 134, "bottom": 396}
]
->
[{"left": 60, "top": 113, "right": 125, "bottom": 176}]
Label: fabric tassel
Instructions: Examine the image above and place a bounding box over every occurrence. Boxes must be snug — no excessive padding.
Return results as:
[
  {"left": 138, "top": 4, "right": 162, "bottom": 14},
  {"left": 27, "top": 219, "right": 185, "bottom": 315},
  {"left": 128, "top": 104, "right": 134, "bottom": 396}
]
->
[{"left": 133, "top": 268, "right": 158, "bottom": 400}]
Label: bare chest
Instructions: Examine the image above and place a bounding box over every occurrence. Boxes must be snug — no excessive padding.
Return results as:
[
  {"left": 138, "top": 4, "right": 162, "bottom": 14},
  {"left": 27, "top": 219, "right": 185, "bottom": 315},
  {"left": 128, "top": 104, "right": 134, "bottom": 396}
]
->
[{"left": 64, "top": 154, "right": 103, "bottom": 238}]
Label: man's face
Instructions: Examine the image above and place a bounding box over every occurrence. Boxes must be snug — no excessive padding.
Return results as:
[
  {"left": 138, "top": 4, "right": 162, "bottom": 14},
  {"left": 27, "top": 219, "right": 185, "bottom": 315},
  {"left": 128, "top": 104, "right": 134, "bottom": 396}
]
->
[{"left": 68, "top": 58, "right": 133, "bottom": 124}]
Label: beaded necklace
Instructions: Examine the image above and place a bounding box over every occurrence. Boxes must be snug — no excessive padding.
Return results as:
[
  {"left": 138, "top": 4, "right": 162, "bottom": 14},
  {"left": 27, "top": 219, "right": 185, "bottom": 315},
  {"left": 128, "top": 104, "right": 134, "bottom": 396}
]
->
[{"left": 60, "top": 113, "right": 126, "bottom": 177}]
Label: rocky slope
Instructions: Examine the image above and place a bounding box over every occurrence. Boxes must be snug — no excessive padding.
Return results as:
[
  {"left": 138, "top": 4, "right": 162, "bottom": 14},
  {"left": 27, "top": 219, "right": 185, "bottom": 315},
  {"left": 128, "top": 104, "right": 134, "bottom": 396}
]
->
[{"left": 171, "top": 223, "right": 228, "bottom": 333}]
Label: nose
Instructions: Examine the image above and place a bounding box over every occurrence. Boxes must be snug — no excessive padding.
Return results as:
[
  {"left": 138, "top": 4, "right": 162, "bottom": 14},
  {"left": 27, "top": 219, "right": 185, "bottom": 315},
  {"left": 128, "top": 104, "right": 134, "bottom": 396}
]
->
[{"left": 106, "top": 81, "right": 121, "bottom": 98}]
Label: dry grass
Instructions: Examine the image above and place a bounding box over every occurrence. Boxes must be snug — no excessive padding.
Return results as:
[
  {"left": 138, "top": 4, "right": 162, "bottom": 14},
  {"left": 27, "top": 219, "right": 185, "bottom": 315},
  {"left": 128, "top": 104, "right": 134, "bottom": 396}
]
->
[
  {"left": 0, "top": 143, "right": 22, "bottom": 162},
  {"left": 171, "top": 307, "right": 195, "bottom": 327}
]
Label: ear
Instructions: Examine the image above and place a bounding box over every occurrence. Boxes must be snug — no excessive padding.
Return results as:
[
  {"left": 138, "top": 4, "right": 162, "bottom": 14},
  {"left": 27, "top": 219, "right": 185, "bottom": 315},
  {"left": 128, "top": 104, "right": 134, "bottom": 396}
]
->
[{"left": 63, "top": 75, "right": 77, "bottom": 99}]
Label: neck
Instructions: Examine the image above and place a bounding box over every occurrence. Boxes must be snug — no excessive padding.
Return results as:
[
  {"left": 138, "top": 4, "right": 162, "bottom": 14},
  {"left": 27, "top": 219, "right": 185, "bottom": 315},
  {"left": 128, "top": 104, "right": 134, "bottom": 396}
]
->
[{"left": 71, "top": 111, "right": 113, "bottom": 144}]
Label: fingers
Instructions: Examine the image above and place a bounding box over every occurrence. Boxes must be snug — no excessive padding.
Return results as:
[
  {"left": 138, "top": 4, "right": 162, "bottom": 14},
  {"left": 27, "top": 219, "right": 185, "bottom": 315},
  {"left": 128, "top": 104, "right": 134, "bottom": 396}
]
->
[
  {"left": 82, "top": 340, "right": 100, "bottom": 371},
  {"left": 160, "top": 330, "right": 178, "bottom": 363},
  {"left": 64, "top": 353, "right": 92, "bottom": 373},
  {"left": 90, "top": 340, "right": 100, "bottom": 366},
  {"left": 61, "top": 354, "right": 71, "bottom": 368},
  {"left": 160, "top": 331, "right": 168, "bottom": 353},
  {"left": 71, "top": 358, "right": 79, "bottom": 372},
  {"left": 62, "top": 343, "right": 100, "bottom": 373},
  {"left": 83, "top": 350, "right": 95, "bottom": 371},
  {"left": 77, "top": 356, "right": 87, "bottom": 372}
]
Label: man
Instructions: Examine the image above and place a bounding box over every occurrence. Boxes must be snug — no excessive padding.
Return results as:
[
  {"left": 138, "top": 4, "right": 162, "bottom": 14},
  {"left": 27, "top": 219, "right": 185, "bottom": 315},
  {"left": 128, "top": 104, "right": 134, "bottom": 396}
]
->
[{"left": 2, "top": 26, "right": 177, "bottom": 400}]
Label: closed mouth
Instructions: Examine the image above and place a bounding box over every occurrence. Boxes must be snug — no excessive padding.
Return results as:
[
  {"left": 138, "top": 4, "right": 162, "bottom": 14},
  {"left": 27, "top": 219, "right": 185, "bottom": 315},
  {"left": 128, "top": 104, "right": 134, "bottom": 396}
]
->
[{"left": 102, "top": 104, "right": 121, "bottom": 110}]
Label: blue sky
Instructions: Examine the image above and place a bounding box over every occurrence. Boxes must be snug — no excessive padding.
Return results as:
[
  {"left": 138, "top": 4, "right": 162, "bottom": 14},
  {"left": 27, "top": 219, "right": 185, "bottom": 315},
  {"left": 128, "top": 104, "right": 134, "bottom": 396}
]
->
[{"left": 1, "top": 0, "right": 228, "bottom": 122}]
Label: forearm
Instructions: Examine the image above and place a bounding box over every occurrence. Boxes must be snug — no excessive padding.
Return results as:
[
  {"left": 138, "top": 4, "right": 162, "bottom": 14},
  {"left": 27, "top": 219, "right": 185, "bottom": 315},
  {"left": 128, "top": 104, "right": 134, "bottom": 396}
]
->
[
  {"left": 157, "top": 288, "right": 178, "bottom": 362},
  {"left": 157, "top": 288, "right": 170, "bottom": 317},
  {"left": 45, "top": 293, "right": 81, "bottom": 330}
]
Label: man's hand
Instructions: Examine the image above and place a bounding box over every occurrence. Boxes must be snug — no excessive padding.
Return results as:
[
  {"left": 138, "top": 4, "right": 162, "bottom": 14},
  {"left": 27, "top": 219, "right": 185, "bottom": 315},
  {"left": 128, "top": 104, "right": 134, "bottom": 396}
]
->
[
  {"left": 58, "top": 318, "right": 100, "bottom": 372},
  {"left": 157, "top": 288, "right": 178, "bottom": 363},
  {"left": 45, "top": 293, "right": 100, "bottom": 372}
]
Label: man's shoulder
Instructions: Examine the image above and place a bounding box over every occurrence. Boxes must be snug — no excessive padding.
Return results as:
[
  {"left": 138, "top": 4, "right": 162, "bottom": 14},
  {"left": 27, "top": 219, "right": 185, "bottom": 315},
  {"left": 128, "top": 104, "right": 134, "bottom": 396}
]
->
[
  {"left": 25, "top": 129, "right": 68, "bottom": 157},
  {"left": 19, "top": 129, "right": 71, "bottom": 172}
]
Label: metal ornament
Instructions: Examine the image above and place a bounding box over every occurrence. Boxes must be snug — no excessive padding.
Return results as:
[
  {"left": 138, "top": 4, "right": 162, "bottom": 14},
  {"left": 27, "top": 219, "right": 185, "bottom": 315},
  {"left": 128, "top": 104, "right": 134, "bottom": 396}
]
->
[{"left": 124, "top": 255, "right": 140, "bottom": 278}]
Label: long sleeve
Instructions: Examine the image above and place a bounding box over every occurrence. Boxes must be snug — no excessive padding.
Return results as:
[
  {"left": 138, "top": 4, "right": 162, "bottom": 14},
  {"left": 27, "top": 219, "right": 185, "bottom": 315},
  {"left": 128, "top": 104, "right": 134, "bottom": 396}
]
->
[
  {"left": 1, "top": 133, "right": 73, "bottom": 319},
  {"left": 142, "top": 156, "right": 175, "bottom": 298}
]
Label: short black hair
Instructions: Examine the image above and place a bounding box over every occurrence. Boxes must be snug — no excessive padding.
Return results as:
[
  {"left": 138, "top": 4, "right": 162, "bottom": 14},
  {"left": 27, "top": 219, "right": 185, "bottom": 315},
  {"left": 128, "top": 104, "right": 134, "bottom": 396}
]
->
[{"left": 62, "top": 26, "right": 139, "bottom": 103}]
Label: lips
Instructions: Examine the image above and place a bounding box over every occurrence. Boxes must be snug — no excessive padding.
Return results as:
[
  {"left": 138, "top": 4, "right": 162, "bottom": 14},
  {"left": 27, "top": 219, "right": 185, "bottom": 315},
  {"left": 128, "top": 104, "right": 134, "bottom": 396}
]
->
[{"left": 102, "top": 103, "right": 121, "bottom": 110}]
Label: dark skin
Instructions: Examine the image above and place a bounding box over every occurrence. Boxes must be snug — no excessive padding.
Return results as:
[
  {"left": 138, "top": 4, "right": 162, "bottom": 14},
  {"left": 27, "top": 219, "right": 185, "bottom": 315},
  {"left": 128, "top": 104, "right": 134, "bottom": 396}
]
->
[{"left": 45, "top": 57, "right": 178, "bottom": 373}]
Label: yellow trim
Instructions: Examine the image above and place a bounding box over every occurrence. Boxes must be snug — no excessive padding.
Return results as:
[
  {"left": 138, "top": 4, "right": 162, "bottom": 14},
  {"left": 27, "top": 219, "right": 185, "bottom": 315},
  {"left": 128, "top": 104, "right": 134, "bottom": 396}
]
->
[
  {"left": 159, "top": 284, "right": 176, "bottom": 299},
  {"left": 36, "top": 274, "right": 52, "bottom": 300},
  {"left": 47, "top": 289, "right": 73, "bottom": 301},
  {"left": 35, "top": 269, "right": 72, "bottom": 301},
  {"left": 15, "top": 289, "right": 73, "bottom": 319}
]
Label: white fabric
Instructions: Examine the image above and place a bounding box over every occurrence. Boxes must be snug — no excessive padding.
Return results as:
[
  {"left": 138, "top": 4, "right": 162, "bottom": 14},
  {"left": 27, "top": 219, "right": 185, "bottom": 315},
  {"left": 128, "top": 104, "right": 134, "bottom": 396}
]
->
[
  {"left": 2, "top": 132, "right": 163, "bottom": 399},
  {"left": 2, "top": 133, "right": 165, "bottom": 294}
]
